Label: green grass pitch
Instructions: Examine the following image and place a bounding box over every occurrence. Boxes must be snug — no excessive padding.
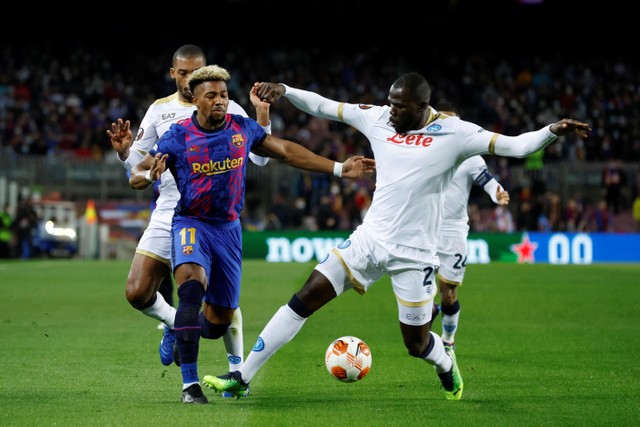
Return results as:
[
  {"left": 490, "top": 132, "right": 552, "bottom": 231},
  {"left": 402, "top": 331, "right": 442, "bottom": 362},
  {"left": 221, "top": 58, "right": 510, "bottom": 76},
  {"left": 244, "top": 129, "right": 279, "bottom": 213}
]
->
[{"left": 1, "top": 260, "right": 638, "bottom": 426}]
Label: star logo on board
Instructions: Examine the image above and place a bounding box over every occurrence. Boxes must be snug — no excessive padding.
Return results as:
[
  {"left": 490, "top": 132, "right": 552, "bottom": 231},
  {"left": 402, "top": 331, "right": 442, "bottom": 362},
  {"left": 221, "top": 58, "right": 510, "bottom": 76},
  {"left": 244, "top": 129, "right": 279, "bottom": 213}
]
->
[{"left": 510, "top": 232, "right": 538, "bottom": 264}]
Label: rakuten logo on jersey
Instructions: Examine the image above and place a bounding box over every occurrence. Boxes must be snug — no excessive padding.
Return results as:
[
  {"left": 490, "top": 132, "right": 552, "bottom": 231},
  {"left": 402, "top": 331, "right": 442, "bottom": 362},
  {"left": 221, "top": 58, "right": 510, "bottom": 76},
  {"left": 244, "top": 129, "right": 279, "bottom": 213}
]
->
[
  {"left": 387, "top": 134, "right": 433, "bottom": 147},
  {"left": 192, "top": 156, "right": 244, "bottom": 176}
]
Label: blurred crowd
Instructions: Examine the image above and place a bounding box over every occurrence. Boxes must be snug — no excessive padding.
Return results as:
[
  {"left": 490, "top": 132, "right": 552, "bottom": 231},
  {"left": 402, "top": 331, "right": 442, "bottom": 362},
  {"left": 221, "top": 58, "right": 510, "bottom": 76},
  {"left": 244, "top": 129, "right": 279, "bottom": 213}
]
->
[{"left": 1, "top": 43, "right": 639, "bottom": 236}]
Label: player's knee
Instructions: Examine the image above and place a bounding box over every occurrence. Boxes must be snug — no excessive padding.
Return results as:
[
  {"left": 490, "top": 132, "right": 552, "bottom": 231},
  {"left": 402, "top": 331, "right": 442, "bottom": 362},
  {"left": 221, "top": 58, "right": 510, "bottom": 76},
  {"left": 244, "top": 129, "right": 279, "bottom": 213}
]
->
[
  {"left": 441, "top": 285, "right": 458, "bottom": 306},
  {"left": 287, "top": 294, "right": 314, "bottom": 318},
  {"left": 441, "top": 299, "right": 461, "bottom": 315},
  {"left": 126, "top": 285, "right": 154, "bottom": 310},
  {"left": 199, "top": 312, "right": 230, "bottom": 339}
]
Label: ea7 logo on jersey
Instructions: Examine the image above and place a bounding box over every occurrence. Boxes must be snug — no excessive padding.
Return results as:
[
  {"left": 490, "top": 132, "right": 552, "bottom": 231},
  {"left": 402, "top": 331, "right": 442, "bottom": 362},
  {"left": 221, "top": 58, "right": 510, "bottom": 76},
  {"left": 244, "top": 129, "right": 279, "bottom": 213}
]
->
[
  {"left": 162, "top": 113, "right": 176, "bottom": 120},
  {"left": 231, "top": 133, "right": 245, "bottom": 148}
]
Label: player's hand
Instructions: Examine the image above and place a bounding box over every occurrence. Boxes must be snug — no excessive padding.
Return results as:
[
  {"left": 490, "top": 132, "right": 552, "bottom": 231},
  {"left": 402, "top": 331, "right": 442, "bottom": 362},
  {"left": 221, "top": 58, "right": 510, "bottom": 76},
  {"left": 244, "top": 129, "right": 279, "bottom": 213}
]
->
[
  {"left": 549, "top": 119, "right": 591, "bottom": 138},
  {"left": 250, "top": 83, "right": 271, "bottom": 109},
  {"left": 149, "top": 153, "right": 168, "bottom": 181},
  {"left": 107, "top": 118, "right": 133, "bottom": 158},
  {"left": 256, "top": 82, "right": 286, "bottom": 103},
  {"left": 496, "top": 185, "right": 510, "bottom": 205},
  {"left": 341, "top": 155, "right": 376, "bottom": 178}
]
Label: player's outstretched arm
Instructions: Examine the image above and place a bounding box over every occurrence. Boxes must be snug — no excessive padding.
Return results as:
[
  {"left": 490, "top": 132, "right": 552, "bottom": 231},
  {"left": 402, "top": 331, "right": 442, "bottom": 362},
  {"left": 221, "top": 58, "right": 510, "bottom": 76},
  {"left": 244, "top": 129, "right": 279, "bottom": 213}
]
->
[
  {"left": 257, "top": 83, "right": 341, "bottom": 121},
  {"left": 492, "top": 118, "right": 591, "bottom": 158},
  {"left": 259, "top": 135, "right": 374, "bottom": 178}
]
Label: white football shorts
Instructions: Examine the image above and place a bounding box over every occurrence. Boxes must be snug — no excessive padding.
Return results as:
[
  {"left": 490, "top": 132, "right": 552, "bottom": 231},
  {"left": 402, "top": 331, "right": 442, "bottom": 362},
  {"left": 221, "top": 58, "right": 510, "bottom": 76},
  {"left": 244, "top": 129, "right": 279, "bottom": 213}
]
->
[
  {"left": 135, "top": 207, "right": 173, "bottom": 264},
  {"left": 435, "top": 235, "right": 467, "bottom": 285},
  {"left": 315, "top": 226, "right": 439, "bottom": 326}
]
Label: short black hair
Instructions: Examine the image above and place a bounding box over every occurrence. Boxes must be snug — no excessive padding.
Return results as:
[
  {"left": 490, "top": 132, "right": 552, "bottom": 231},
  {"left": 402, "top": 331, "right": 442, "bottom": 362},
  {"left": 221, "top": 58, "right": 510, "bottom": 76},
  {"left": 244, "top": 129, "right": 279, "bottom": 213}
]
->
[
  {"left": 172, "top": 44, "right": 206, "bottom": 66},
  {"left": 392, "top": 72, "right": 431, "bottom": 104}
]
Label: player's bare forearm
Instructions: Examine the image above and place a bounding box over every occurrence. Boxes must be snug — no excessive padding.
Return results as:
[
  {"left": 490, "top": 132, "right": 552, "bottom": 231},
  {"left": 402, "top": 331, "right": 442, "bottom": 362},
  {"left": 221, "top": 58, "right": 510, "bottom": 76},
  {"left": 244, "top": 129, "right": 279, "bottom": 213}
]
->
[
  {"left": 129, "top": 168, "right": 152, "bottom": 190},
  {"left": 129, "top": 153, "right": 166, "bottom": 190},
  {"left": 261, "top": 135, "right": 375, "bottom": 178},
  {"left": 281, "top": 144, "right": 334, "bottom": 174}
]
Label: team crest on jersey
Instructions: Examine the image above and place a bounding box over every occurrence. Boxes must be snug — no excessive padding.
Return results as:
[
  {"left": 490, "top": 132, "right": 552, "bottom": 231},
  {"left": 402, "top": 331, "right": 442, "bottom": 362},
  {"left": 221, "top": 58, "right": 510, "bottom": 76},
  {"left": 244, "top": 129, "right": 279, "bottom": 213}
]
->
[
  {"left": 231, "top": 133, "right": 245, "bottom": 148},
  {"left": 135, "top": 128, "right": 144, "bottom": 141},
  {"left": 183, "top": 245, "right": 193, "bottom": 255},
  {"left": 426, "top": 124, "right": 441, "bottom": 132},
  {"left": 337, "top": 239, "right": 351, "bottom": 249},
  {"left": 358, "top": 104, "right": 373, "bottom": 110}
]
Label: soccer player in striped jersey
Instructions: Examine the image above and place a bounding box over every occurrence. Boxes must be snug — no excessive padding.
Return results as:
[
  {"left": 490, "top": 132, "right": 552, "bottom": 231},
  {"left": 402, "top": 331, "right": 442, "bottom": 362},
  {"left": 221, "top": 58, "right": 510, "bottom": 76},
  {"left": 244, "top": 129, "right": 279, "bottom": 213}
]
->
[
  {"left": 202, "top": 73, "right": 589, "bottom": 401},
  {"left": 107, "top": 45, "right": 270, "bottom": 384},
  {"left": 432, "top": 101, "right": 510, "bottom": 349},
  {"left": 129, "top": 64, "right": 375, "bottom": 404}
]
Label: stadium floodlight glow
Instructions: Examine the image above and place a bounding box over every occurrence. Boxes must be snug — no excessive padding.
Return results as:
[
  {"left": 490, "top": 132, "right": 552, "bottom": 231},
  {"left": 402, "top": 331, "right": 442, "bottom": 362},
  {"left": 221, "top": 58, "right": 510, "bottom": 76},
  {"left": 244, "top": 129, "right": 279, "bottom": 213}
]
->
[{"left": 44, "top": 220, "right": 77, "bottom": 240}]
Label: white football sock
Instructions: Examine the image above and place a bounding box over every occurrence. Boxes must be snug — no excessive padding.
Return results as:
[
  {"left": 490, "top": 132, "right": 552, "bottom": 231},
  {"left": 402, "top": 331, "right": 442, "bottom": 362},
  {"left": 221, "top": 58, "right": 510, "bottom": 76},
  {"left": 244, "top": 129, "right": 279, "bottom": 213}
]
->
[
  {"left": 441, "top": 309, "right": 460, "bottom": 344},
  {"left": 241, "top": 304, "right": 307, "bottom": 383},
  {"left": 142, "top": 292, "right": 176, "bottom": 329},
  {"left": 223, "top": 307, "right": 244, "bottom": 371},
  {"left": 424, "top": 331, "right": 452, "bottom": 373}
]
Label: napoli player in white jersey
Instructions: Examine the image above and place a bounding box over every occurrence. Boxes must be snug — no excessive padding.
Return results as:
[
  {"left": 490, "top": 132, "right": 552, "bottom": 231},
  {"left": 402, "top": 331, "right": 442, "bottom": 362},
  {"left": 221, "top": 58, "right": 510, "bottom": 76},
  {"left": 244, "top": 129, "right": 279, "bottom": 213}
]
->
[
  {"left": 432, "top": 101, "right": 510, "bottom": 349},
  {"left": 107, "top": 45, "right": 270, "bottom": 390},
  {"left": 203, "top": 73, "right": 590, "bottom": 401}
]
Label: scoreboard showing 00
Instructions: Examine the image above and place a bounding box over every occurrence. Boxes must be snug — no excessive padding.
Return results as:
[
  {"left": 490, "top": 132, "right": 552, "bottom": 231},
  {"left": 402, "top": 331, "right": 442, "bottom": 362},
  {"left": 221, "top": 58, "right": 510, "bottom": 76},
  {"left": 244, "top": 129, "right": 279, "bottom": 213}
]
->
[{"left": 547, "top": 234, "right": 593, "bottom": 264}]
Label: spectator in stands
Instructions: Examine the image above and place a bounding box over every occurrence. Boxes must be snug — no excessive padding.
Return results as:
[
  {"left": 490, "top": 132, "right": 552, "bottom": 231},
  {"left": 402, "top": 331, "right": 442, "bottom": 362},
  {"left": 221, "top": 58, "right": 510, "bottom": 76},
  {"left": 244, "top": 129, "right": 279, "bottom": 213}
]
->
[
  {"left": 316, "top": 195, "right": 339, "bottom": 230},
  {"left": 602, "top": 159, "right": 626, "bottom": 215},
  {"left": 633, "top": 193, "right": 640, "bottom": 232},
  {"left": 3, "top": 44, "right": 640, "bottom": 234},
  {"left": 494, "top": 205, "right": 515, "bottom": 233},
  {"left": 266, "top": 192, "right": 294, "bottom": 229},
  {"left": 563, "top": 197, "right": 586, "bottom": 232},
  {"left": 589, "top": 199, "right": 612, "bottom": 232},
  {"left": 524, "top": 148, "right": 545, "bottom": 196},
  {"left": 0, "top": 204, "right": 13, "bottom": 258},
  {"left": 13, "top": 198, "right": 38, "bottom": 259}
]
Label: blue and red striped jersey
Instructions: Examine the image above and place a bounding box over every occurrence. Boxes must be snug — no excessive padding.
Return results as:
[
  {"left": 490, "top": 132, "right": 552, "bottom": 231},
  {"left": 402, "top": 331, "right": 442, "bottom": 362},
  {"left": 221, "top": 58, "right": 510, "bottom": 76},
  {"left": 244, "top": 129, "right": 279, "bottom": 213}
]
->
[{"left": 150, "top": 112, "right": 267, "bottom": 223}]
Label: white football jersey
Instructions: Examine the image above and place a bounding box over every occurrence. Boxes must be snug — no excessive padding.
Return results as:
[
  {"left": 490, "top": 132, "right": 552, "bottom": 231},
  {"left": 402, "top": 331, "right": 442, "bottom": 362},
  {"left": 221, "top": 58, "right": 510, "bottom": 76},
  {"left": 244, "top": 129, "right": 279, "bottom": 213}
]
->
[
  {"left": 283, "top": 85, "right": 556, "bottom": 256},
  {"left": 338, "top": 105, "right": 492, "bottom": 253},
  {"left": 439, "top": 155, "right": 500, "bottom": 238},
  {"left": 119, "top": 93, "right": 264, "bottom": 211}
]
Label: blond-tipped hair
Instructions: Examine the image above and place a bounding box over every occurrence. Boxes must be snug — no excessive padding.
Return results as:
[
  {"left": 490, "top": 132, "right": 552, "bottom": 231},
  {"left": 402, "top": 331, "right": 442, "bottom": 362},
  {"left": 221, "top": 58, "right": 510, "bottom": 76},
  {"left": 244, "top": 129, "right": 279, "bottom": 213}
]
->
[{"left": 187, "top": 64, "right": 231, "bottom": 94}]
